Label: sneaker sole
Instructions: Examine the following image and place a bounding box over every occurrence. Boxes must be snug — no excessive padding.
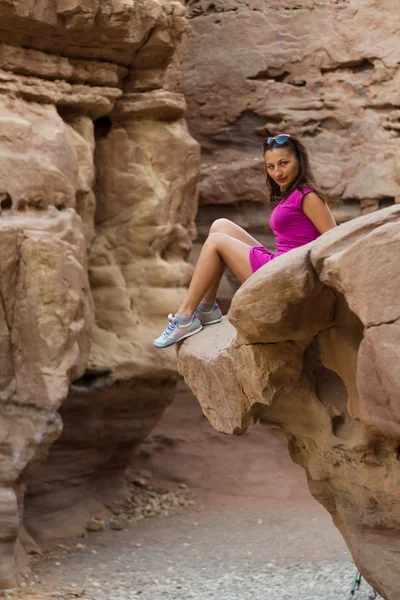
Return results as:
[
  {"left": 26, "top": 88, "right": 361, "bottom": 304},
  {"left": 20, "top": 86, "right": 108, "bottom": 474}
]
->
[
  {"left": 153, "top": 323, "right": 203, "bottom": 348},
  {"left": 202, "top": 316, "right": 223, "bottom": 326}
]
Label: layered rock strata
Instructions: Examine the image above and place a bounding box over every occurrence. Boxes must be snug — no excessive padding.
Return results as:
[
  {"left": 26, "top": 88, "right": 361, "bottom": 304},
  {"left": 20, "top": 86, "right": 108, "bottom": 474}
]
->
[
  {"left": 0, "top": 207, "right": 94, "bottom": 588},
  {"left": 181, "top": 0, "right": 400, "bottom": 307},
  {"left": 0, "top": 0, "right": 199, "bottom": 587},
  {"left": 178, "top": 206, "right": 400, "bottom": 600}
]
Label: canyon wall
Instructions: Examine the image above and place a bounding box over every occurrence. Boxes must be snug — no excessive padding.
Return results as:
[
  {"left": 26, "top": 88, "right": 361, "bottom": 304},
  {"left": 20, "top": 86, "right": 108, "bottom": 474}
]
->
[
  {"left": 1, "top": 0, "right": 399, "bottom": 593},
  {"left": 0, "top": 0, "right": 200, "bottom": 587},
  {"left": 178, "top": 205, "right": 400, "bottom": 600},
  {"left": 181, "top": 0, "right": 400, "bottom": 305}
]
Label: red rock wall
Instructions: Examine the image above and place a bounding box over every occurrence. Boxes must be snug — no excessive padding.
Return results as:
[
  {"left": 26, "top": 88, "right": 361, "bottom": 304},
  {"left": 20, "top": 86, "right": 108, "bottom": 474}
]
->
[{"left": 181, "top": 0, "right": 400, "bottom": 304}]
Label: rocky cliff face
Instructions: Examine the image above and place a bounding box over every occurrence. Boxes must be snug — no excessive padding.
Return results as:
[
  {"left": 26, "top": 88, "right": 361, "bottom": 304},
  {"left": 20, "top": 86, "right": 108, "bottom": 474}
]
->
[
  {"left": 0, "top": 0, "right": 199, "bottom": 587},
  {"left": 178, "top": 205, "right": 400, "bottom": 600},
  {"left": 181, "top": 0, "right": 400, "bottom": 305}
]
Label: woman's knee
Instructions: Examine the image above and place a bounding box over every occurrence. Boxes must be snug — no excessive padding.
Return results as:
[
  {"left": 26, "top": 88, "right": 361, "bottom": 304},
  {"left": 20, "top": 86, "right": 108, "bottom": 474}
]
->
[
  {"left": 205, "top": 231, "right": 225, "bottom": 249},
  {"left": 209, "top": 218, "right": 233, "bottom": 235}
]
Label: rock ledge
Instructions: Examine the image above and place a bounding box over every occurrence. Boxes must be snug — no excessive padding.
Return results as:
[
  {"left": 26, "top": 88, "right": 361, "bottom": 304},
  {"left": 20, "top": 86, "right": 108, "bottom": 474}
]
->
[{"left": 178, "top": 206, "right": 400, "bottom": 600}]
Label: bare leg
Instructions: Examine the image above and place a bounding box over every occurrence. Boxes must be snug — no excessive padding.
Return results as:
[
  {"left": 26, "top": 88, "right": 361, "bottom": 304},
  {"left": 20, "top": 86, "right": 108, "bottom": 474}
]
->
[
  {"left": 201, "top": 267, "right": 225, "bottom": 304},
  {"left": 200, "top": 219, "right": 262, "bottom": 304},
  {"left": 209, "top": 218, "right": 262, "bottom": 247},
  {"left": 177, "top": 232, "right": 253, "bottom": 316}
]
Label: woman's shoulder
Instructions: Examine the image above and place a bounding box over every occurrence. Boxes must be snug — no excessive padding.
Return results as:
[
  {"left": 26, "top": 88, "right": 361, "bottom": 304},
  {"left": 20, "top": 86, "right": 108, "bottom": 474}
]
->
[
  {"left": 286, "top": 185, "right": 314, "bottom": 199},
  {"left": 282, "top": 185, "right": 321, "bottom": 211},
  {"left": 285, "top": 186, "right": 311, "bottom": 209}
]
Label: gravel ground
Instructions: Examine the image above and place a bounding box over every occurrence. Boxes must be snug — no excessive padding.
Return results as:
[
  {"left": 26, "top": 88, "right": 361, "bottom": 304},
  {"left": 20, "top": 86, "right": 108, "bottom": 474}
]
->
[
  {"left": 91, "top": 563, "right": 379, "bottom": 600},
  {"left": 7, "top": 502, "right": 382, "bottom": 600}
]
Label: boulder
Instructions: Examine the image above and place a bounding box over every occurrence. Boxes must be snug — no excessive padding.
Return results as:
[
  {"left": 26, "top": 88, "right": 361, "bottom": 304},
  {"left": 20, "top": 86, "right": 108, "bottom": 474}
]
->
[{"left": 229, "top": 243, "right": 336, "bottom": 343}]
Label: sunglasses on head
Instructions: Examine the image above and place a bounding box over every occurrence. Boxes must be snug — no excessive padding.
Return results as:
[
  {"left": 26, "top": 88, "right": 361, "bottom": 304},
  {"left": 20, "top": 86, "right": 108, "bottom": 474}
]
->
[{"left": 263, "top": 134, "right": 290, "bottom": 149}]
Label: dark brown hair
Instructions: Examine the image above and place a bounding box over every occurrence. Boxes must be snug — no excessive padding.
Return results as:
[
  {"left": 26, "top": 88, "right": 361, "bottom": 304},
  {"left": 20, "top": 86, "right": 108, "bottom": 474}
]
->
[{"left": 263, "top": 135, "right": 325, "bottom": 208}]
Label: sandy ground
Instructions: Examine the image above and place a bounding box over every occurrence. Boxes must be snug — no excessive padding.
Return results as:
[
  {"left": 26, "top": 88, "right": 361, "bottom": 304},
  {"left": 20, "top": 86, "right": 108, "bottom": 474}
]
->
[
  {"left": 6, "top": 383, "right": 380, "bottom": 600},
  {"left": 137, "top": 382, "right": 324, "bottom": 511}
]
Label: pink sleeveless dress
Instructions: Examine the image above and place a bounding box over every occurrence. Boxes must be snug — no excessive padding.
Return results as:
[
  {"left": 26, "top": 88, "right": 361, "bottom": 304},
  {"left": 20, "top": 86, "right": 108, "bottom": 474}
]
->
[{"left": 249, "top": 186, "right": 321, "bottom": 273}]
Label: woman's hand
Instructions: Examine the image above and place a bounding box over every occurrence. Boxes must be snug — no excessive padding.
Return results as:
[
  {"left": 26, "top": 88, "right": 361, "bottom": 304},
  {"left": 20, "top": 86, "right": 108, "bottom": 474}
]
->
[{"left": 302, "top": 192, "right": 337, "bottom": 234}]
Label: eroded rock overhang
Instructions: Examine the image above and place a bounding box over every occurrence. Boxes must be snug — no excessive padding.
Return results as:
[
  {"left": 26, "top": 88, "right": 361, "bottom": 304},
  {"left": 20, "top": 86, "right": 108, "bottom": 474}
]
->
[{"left": 178, "top": 205, "right": 400, "bottom": 600}]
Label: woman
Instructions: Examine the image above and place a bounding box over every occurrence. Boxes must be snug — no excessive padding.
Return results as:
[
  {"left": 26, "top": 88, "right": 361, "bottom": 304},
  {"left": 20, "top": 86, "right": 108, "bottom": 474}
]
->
[{"left": 154, "top": 134, "right": 336, "bottom": 348}]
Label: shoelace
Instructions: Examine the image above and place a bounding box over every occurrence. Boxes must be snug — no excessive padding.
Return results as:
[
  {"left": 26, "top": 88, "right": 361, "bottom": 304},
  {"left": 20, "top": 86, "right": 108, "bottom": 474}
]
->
[{"left": 162, "top": 314, "right": 176, "bottom": 337}]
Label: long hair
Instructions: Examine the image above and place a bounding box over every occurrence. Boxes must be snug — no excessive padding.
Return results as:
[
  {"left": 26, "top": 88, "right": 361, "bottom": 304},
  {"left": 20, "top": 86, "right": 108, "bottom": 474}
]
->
[{"left": 263, "top": 136, "right": 325, "bottom": 208}]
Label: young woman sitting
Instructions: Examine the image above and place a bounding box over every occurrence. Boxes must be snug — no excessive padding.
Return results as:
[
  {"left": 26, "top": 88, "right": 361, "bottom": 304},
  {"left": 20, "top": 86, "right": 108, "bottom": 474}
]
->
[{"left": 154, "top": 134, "right": 337, "bottom": 348}]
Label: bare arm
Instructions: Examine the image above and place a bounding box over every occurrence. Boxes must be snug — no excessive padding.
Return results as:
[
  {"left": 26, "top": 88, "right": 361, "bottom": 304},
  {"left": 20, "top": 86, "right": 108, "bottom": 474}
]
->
[{"left": 302, "top": 192, "right": 337, "bottom": 234}]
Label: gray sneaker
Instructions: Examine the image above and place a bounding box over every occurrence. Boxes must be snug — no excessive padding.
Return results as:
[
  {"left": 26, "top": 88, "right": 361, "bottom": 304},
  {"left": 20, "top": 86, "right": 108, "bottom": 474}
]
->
[
  {"left": 195, "top": 305, "right": 223, "bottom": 326},
  {"left": 154, "top": 314, "right": 202, "bottom": 348}
]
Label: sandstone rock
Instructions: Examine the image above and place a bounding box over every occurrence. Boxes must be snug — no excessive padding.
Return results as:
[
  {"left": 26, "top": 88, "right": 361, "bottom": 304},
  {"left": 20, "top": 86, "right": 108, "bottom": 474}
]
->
[
  {"left": 0, "top": 99, "right": 97, "bottom": 579},
  {"left": 64, "top": 116, "right": 97, "bottom": 246},
  {"left": 310, "top": 205, "right": 400, "bottom": 439},
  {"left": 310, "top": 205, "right": 400, "bottom": 275},
  {"left": 0, "top": 210, "right": 93, "bottom": 409},
  {"left": 182, "top": 0, "right": 400, "bottom": 215},
  {"left": 0, "top": 0, "right": 186, "bottom": 66},
  {"left": 179, "top": 320, "right": 255, "bottom": 433},
  {"left": 0, "top": 97, "right": 77, "bottom": 212},
  {"left": 0, "top": 209, "right": 93, "bottom": 586},
  {"left": 319, "top": 222, "right": 400, "bottom": 327},
  {"left": 24, "top": 98, "right": 198, "bottom": 553},
  {"left": 22, "top": 0, "right": 199, "bottom": 551},
  {"left": 182, "top": 0, "right": 400, "bottom": 312},
  {"left": 85, "top": 518, "right": 105, "bottom": 533},
  {"left": 88, "top": 91, "right": 200, "bottom": 383},
  {"left": 178, "top": 319, "right": 308, "bottom": 434},
  {"left": 178, "top": 208, "right": 400, "bottom": 600},
  {"left": 0, "top": 0, "right": 199, "bottom": 587},
  {"left": 113, "top": 90, "right": 187, "bottom": 121},
  {"left": 0, "top": 43, "right": 127, "bottom": 86},
  {"left": 357, "top": 322, "right": 400, "bottom": 439},
  {"left": 0, "top": 69, "right": 121, "bottom": 120},
  {"left": 199, "top": 157, "right": 266, "bottom": 208},
  {"left": 229, "top": 243, "right": 336, "bottom": 343},
  {"left": 317, "top": 297, "right": 365, "bottom": 423}
]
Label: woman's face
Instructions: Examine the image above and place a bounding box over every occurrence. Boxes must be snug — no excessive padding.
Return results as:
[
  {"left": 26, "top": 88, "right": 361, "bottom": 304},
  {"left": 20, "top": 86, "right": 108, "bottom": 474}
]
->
[{"left": 264, "top": 147, "right": 300, "bottom": 192}]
